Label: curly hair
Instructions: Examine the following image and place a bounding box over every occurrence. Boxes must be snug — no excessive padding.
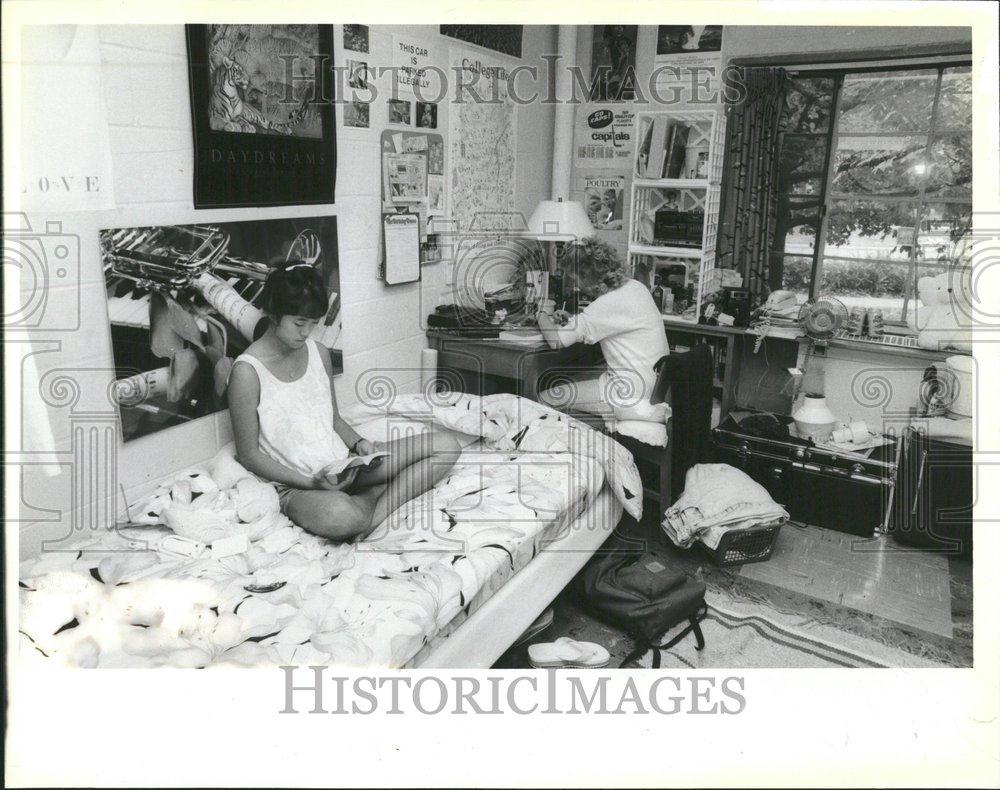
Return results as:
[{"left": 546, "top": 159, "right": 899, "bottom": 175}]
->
[{"left": 568, "top": 236, "right": 630, "bottom": 296}]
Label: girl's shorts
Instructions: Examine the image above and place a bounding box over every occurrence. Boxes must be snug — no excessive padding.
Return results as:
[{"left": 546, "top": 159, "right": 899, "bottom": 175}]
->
[{"left": 273, "top": 483, "right": 297, "bottom": 514}]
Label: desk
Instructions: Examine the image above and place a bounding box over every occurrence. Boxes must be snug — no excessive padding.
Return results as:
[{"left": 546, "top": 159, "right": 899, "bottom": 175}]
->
[
  {"left": 426, "top": 330, "right": 602, "bottom": 401},
  {"left": 661, "top": 319, "right": 744, "bottom": 418}
]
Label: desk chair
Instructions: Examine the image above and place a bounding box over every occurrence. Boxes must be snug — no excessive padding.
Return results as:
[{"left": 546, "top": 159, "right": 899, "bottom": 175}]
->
[{"left": 608, "top": 344, "right": 715, "bottom": 517}]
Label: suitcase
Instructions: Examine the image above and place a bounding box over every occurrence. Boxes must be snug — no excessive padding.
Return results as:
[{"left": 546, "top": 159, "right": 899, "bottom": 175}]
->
[
  {"left": 712, "top": 411, "right": 898, "bottom": 537},
  {"left": 890, "top": 427, "right": 972, "bottom": 555}
]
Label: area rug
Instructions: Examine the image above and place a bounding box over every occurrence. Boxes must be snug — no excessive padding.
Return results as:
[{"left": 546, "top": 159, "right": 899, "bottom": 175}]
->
[{"left": 642, "top": 589, "right": 955, "bottom": 669}]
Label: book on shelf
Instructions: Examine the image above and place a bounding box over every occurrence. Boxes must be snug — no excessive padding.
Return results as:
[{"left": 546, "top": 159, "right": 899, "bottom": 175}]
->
[
  {"left": 663, "top": 122, "right": 690, "bottom": 179},
  {"left": 639, "top": 117, "right": 697, "bottom": 179},
  {"left": 646, "top": 117, "right": 672, "bottom": 179},
  {"left": 635, "top": 117, "right": 655, "bottom": 178}
]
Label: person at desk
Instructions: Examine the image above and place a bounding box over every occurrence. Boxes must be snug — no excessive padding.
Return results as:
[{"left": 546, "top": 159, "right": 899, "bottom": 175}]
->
[{"left": 536, "top": 237, "right": 669, "bottom": 422}]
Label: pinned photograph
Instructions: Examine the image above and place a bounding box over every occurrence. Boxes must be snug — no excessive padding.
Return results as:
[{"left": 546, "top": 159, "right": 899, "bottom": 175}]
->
[
  {"left": 342, "top": 23, "right": 369, "bottom": 53},
  {"left": 416, "top": 101, "right": 438, "bottom": 129},
  {"left": 428, "top": 137, "right": 444, "bottom": 174},
  {"left": 388, "top": 98, "right": 412, "bottom": 125},
  {"left": 344, "top": 99, "right": 369, "bottom": 128},
  {"left": 428, "top": 174, "right": 445, "bottom": 213},
  {"left": 656, "top": 24, "right": 724, "bottom": 54},
  {"left": 348, "top": 59, "right": 369, "bottom": 89}
]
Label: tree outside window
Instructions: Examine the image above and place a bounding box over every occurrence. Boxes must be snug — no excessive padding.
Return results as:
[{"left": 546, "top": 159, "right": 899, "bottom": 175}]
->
[{"left": 770, "top": 64, "right": 972, "bottom": 326}]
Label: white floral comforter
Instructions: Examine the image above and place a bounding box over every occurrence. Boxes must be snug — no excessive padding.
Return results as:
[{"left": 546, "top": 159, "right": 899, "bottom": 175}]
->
[{"left": 19, "top": 393, "right": 641, "bottom": 668}]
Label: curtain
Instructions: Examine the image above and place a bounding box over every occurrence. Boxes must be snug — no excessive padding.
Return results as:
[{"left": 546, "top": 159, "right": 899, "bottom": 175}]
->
[{"left": 715, "top": 67, "right": 789, "bottom": 300}]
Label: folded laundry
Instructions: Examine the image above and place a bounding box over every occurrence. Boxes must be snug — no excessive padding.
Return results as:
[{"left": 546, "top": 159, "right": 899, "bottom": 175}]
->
[{"left": 662, "top": 463, "right": 788, "bottom": 548}]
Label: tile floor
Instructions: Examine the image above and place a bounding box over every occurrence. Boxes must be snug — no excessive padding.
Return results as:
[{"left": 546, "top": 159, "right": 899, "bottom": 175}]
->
[
  {"left": 494, "top": 511, "right": 973, "bottom": 669},
  {"left": 739, "top": 525, "right": 954, "bottom": 638}
]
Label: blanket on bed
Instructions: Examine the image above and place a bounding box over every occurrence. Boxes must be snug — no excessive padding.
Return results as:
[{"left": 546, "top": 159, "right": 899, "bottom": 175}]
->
[{"left": 19, "top": 393, "right": 640, "bottom": 668}]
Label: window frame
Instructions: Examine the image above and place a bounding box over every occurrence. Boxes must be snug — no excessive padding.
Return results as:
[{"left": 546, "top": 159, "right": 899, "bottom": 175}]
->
[{"left": 773, "top": 59, "right": 972, "bottom": 328}]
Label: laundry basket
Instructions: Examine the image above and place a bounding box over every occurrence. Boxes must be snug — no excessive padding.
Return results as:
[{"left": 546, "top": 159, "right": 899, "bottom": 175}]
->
[{"left": 698, "top": 519, "right": 785, "bottom": 567}]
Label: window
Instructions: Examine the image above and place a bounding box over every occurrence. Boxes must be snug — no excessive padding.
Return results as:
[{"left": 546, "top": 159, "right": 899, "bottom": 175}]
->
[{"left": 771, "top": 63, "right": 972, "bottom": 326}]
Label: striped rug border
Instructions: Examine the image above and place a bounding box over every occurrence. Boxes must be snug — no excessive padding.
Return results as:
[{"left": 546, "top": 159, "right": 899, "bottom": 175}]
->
[{"left": 660, "top": 600, "right": 890, "bottom": 669}]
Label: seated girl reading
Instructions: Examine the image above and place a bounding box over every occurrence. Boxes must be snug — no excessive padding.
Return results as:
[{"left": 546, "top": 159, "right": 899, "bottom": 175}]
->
[{"left": 228, "top": 261, "right": 460, "bottom": 542}]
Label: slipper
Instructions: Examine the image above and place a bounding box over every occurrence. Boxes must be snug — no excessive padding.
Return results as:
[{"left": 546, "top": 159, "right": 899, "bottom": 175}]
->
[
  {"left": 513, "top": 607, "right": 554, "bottom": 648},
  {"left": 528, "top": 637, "right": 610, "bottom": 669}
]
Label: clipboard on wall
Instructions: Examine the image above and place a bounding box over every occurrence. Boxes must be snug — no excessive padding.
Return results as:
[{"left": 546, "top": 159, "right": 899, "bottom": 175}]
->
[{"left": 380, "top": 210, "right": 421, "bottom": 285}]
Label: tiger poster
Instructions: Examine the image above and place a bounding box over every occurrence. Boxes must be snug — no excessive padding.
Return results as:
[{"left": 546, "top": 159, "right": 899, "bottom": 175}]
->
[{"left": 186, "top": 24, "right": 336, "bottom": 207}]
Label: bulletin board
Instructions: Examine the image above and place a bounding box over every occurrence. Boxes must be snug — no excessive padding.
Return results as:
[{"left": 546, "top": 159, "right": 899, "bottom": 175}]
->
[{"left": 378, "top": 128, "right": 446, "bottom": 280}]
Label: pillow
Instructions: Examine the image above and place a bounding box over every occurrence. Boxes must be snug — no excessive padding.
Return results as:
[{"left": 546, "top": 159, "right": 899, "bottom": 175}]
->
[{"left": 608, "top": 420, "right": 668, "bottom": 447}]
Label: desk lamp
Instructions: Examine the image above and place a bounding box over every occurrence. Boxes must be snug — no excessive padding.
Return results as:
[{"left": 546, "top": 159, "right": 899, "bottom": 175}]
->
[{"left": 527, "top": 198, "right": 595, "bottom": 308}]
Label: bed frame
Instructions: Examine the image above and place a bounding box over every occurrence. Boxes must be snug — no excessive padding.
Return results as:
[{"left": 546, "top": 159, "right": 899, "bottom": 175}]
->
[{"left": 417, "top": 487, "right": 621, "bottom": 668}]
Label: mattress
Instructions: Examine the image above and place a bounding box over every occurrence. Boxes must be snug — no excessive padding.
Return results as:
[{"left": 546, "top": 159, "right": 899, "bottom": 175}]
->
[
  {"left": 19, "top": 393, "right": 641, "bottom": 669},
  {"left": 412, "top": 485, "right": 622, "bottom": 668}
]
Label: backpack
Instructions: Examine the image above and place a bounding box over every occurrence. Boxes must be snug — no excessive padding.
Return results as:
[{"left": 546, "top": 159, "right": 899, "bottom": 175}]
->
[{"left": 581, "top": 549, "right": 708, "bottom": 668}]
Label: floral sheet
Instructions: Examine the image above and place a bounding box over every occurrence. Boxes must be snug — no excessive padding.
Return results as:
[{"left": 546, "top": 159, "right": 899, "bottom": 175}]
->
[{"left": 19, "top": 393, "right": 641, "bottom": 668}]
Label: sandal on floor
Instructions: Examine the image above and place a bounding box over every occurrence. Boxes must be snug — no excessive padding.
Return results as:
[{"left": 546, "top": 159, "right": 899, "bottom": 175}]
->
[
  {"left": 528, "top": 637, "right": 610, "bottom": 669},
  {"left": 513, "top": 607, "right": 554, "bottom": 648}
]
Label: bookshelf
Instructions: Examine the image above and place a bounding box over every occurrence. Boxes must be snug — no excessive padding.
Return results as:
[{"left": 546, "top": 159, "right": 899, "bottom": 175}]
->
[{"left": 627, "top": 109, "right": 726, "bottom": 325}]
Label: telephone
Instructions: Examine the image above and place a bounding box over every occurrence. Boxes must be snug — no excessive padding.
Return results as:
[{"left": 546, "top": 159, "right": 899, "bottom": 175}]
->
[{"left": 760, "top": 289, "right": 800, "bottom": 317}]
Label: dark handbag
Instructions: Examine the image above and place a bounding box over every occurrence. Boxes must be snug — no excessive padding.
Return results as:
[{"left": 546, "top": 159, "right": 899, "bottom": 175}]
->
[{"left": 581, "top": 549, "right": 707, "bottom": 668}]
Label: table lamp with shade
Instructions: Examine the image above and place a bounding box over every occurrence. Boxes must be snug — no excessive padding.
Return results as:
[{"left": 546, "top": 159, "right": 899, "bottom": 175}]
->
[{"left": 527, "top": 198, "right": 595, "bottom": 311}]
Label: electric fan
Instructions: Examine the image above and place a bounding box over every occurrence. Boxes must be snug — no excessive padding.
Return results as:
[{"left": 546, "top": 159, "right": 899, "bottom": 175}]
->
[{"left": 797, "top": 297, "right": 849, "bottom": 340}]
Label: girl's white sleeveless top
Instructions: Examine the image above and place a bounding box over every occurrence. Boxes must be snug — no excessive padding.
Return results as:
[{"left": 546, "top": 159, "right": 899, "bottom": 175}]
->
[{"left": 234, "top": 340, "right": 349, "bottom": 477}]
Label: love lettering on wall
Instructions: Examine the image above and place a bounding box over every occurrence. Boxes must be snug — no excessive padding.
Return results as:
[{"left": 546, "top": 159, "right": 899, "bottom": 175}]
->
[{"left": 185, "top": 24, "right": 337, "bottom": 208}]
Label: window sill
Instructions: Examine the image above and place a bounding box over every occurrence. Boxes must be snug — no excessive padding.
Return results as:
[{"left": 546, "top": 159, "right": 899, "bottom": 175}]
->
[{"left": 803, "top": 333, "right": 965, "bottom": 362}]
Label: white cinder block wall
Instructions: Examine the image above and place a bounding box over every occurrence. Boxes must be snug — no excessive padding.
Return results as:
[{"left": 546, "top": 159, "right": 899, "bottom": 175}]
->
[{"left": 17, "top": 24, "right": 556, "bottom": 559}]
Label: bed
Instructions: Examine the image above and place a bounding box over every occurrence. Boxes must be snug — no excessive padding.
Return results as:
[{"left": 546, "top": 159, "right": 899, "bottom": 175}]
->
[{"left": 18, "top": 392, "right": 640, "bottom": 669}]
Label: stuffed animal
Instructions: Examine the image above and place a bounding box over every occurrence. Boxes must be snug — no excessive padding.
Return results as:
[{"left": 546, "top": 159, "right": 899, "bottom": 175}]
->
[
  {"left": 234, "top": 476, "right": 280, "bottom": 523},
  {"left": 909, "top": 273, "right": 972, "bottom": 353}
]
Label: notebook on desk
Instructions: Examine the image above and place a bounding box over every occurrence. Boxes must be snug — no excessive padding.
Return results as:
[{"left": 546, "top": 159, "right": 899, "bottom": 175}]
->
[{"left": 498, "top": 328, "right": 546, "bottom": 346}]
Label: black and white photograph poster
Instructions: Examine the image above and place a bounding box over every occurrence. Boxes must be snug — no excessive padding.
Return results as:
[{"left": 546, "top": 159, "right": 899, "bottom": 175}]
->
[
  {"left": 653, "top": 24, "right": 725, "bottom": 105},
  {"left": 3, "top": 2, "right": 999, "bottom": 789},
  {"left": 590, "top": 24, "right": 638, "bottom": 101},
  {"left": 101, "top": 216, "right": 341, "bottom": 441},
  {"left": 582, "top": 174, "right": 626, "bottom": 231},
  {"left": 656, "top": 24, "right": 724, "bottom": 54}
]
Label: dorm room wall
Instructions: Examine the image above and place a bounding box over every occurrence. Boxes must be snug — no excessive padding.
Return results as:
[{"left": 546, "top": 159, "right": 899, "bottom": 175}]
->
[
  {"left": 571, "top": 24, "right": 973, "bottom": 432},
  {"left": 16, "top": 24, "right": 556, "bottom": 559}
]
